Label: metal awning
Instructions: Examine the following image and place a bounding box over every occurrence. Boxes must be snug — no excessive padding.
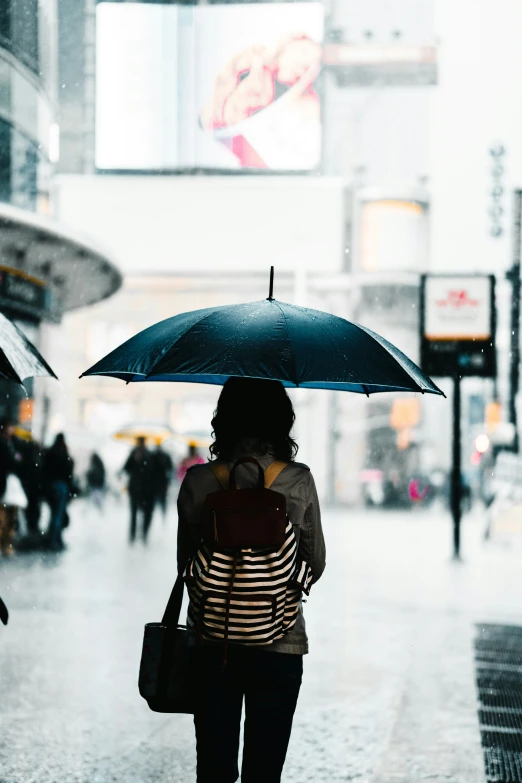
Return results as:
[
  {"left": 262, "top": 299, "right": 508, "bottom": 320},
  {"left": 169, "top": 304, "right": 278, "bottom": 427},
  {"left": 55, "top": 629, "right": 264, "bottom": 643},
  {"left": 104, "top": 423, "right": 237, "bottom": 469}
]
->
[{"left": 0, "top": 202, "right": 122, "bottom": 321}]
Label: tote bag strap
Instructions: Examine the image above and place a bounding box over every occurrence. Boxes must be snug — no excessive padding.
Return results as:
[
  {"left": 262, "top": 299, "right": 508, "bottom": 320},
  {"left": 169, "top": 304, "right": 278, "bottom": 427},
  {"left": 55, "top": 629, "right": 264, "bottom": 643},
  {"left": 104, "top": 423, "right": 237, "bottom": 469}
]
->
[
  {"left": 156, "top": 574, "right": 185, "bottom": 703},
  {"left": 161, "top": 573, "right": 185, "bottom": 628}
]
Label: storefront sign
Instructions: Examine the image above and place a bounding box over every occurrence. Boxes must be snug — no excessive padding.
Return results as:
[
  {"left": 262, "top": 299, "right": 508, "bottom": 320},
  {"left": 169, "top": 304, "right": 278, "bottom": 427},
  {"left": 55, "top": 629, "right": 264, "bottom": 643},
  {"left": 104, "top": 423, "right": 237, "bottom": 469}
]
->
[{"left": 0, "top": 266, "right": 53, "bottom": 321}]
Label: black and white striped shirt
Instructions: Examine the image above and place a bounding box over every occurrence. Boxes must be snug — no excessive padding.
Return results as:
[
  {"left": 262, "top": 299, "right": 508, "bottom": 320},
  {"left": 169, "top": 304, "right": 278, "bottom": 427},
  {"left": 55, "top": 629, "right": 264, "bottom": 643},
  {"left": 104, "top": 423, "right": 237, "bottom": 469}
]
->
[{"left": 177, "top": 448, "right": 326, "bottom": 655}]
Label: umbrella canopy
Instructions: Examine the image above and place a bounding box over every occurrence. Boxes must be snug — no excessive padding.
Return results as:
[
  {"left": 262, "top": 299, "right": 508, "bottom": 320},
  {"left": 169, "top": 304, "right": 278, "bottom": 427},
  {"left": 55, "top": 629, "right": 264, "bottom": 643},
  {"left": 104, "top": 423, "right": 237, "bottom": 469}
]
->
[
  {"left": 172, "top": 434, "right": 212, "bottom": 448},
  {"left": 113, "top": 423, "right": 174, "bottom": 445},
  {"left": 82, "top": 297, "right": 442, "bottom": 396},
  {"left": 0, "top": 312, "right": 57, "bottom": 384},
  {"left": 0, "top": 595, "right": 7, "bottom": 625}
]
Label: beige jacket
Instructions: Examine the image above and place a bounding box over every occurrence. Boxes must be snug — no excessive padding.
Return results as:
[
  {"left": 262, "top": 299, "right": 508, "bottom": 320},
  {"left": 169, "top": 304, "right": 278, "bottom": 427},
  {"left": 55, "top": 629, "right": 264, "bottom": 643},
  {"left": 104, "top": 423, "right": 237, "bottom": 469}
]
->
[{"left": 176, "top": 449, "right": 326, "bottom": 655}]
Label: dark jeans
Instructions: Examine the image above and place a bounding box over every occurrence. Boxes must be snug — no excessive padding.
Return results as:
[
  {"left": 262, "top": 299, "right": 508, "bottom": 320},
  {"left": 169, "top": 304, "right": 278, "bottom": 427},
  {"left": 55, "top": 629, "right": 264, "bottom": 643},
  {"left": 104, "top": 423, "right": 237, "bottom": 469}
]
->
[
  {"left": 48, "top": 480, "right": 68, "bottom": 549},
  {"left": 154, "top": 482, "right": 169, "bottom": 516},
  {"left": 129, "top": 491, "right": 153, "bottom": 542},
  {"left": 23, "top": 488, "right": 41, "bottom": 533},
  {"left": 194, "top": 646, "right": 303, "bottom": 783}
]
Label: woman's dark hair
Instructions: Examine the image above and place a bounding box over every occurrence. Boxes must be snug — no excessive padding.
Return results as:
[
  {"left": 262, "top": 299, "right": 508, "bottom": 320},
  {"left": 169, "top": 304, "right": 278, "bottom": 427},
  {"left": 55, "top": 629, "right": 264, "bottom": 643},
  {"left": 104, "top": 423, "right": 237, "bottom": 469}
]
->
[{"left": 210, "top": 377, "right": 297, "bottom": 463}]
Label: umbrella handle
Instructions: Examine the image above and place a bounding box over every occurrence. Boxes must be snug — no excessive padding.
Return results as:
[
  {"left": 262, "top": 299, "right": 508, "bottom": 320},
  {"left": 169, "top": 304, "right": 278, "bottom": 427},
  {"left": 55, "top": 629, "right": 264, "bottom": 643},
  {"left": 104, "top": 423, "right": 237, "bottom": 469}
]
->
[{"left": 229, "top": 457, "right": 264, "bottom": 490}]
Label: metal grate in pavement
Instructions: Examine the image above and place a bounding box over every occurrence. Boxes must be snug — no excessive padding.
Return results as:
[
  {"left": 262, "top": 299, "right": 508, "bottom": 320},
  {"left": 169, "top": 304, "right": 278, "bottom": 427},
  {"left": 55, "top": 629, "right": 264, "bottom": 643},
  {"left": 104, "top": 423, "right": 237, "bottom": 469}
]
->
[
  {"left": 476, "top": 650, "right": 522, "bottom": 667},
  {"left": 478, "top": 672, "right": 522, "bottom": 690},
  {"left": 478, "top": 626, "right": 522, "bottom": 639},
  {"left": 480, "top": 710, "right": 522, "bottom": 731},
  {"left": 480, "top": 693, "right": 522, "bottom": 712},
  {"left": 482, "top": 731, "right": 522, "bottom": 753},
  {"left": 483, "top": 748, "right": 522, "bottom": 783},
  {"left": 475, "top": 624, "right": 522, "bottom": 782},
  {"left": 477, "top": 640, "right": 522, "bottom": 655}
]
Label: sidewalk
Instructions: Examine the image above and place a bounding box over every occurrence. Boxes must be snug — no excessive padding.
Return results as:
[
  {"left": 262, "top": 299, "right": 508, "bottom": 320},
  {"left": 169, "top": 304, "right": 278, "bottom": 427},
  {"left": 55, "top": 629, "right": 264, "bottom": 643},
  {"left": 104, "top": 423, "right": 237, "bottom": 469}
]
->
[{"left": 0, "top": 498, "right": 520, "bottom": 782}]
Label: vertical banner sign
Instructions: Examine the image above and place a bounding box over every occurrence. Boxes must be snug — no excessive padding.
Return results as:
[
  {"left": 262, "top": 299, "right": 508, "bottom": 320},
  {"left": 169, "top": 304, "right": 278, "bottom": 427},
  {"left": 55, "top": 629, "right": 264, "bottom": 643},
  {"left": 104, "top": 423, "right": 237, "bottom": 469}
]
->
[{"left": 420, "top": 274, "right": 496, "bottom": 559}]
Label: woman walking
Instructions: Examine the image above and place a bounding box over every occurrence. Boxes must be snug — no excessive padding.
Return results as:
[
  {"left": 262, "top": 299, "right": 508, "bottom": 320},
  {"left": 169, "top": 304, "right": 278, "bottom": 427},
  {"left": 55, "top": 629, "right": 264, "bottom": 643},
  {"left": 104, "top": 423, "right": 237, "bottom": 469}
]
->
[
  {"left": 42, "top": 434, "right": 74, "bottom": 551},
  {"left": 0, "top": 418, "right": 26, "bottom": 556},
  {"left": 177, "top": 377, "right": 326, "bottom": 783},
  {"left": 86, "top": 452, "right": 106, "bottom": 510}
]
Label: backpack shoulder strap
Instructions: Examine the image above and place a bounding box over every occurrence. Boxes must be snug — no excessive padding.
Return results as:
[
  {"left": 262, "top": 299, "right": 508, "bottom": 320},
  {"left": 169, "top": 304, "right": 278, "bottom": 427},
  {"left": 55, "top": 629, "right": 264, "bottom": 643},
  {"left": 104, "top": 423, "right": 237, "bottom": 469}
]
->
[
  {"left": 209, "top": 461, "right": 229, "bottom": 489},
  {"left": 210, "top": 460, "right": 289, "bottom": 489},
  {"left": 264, "top": 460, "right": 289, "bottom": 489}
]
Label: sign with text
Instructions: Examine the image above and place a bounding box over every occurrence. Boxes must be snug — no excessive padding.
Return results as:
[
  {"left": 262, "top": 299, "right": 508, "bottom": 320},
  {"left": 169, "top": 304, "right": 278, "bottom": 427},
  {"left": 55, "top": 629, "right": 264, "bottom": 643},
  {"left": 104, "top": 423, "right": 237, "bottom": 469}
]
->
[
  {"left": 0, "top": 266, "right": 52, "bottom": 322},
  {"left": 420, "top": 274, "right": 496, "bottom": 378}
]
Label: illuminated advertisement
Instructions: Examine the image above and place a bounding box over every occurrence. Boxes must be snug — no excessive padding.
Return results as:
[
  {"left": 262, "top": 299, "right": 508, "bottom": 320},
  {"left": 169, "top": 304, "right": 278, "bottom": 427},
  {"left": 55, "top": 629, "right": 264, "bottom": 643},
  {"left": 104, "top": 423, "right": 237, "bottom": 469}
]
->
[
  {"left": 96, "top": 3, "right": 180, "bottom": 171},
  {"left": 95, "top": 3, "right": 323, "bottom": 172},
  {"left": 359, "top": 198, "right": 429, "bottom": 273}
]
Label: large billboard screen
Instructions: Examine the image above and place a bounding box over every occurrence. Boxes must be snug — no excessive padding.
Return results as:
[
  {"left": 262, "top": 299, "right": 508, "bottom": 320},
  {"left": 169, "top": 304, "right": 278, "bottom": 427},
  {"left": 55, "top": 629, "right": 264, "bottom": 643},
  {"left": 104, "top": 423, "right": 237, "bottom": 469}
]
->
[
  {"left": 95, "top": 3, "right": 323, "bottom": 172},
  {"left": 96, "top": 4, "right": 180, "bottom": 171}
]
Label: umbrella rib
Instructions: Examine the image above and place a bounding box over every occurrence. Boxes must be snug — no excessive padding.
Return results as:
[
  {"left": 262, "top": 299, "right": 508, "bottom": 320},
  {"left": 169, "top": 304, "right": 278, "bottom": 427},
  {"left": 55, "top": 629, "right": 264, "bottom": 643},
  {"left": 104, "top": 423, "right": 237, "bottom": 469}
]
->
[
  {"left": 352, "top": 323, "right": 427, "bottom": 393},
  {"left": 164, "top": 300, "right": 269, "bottom": 380},
  {"left": 289, "top": 310, "right": 421, "bottom": 395},
  {"left": 213, "top": 301, "right": 269, "bottom": 371},
  {"left": 144, "top": 308, "right": 230, "bottom": 377},
  {"left": 298, "top": 310, "right": 363, "bottom": 390},
  {"left": 272, "top": 301, "right": 299, "bottom": 386}
]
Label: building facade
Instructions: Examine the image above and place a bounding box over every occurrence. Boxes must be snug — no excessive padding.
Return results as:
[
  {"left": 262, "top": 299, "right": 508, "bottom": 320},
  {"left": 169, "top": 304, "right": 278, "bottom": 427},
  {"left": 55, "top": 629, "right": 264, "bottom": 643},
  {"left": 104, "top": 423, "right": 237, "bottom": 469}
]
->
[
  {"left": 52, "top": 0, "right": 522, "bottom": 501},
  {"left": 0, "top": 0, "right": 121, "bottom": 434}
]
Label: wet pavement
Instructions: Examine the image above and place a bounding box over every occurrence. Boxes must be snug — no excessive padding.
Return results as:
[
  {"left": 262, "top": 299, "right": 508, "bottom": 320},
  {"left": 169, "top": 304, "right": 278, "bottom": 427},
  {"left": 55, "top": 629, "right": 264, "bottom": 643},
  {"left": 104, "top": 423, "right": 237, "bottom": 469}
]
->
[{"left": 1, "top": 497, "right": 521, "bottom": 782}]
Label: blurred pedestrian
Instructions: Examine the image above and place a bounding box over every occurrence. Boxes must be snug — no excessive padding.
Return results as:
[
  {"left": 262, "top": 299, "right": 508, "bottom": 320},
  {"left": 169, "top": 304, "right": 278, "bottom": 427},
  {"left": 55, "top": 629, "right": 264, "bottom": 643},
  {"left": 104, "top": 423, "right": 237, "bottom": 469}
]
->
[
  {"left": 19, "top": 438, "right": 44, "bottom": 535},
  {"left": 123, "top": 437, "right": 154, "bottom": 542},
  {"left": 177, "top": 378, "right": 326, "bottom": 783},
  {"left": 408, "top": 476, "right": 430, "bottom": 503},
  {"left": 0, "top": 418, "right": 26, "bottom": 556},
  {"left": 151, "top": 439, "right": 173, "bottom": 517},
  {"left": 176, "top": 441, "right": 205, "bottom": 483},
  {"left": 42, "top": 433, "right": 74, "bottom": 552},
  {"left": 86, "top": 452, "right": 106, "bottom": 511}
]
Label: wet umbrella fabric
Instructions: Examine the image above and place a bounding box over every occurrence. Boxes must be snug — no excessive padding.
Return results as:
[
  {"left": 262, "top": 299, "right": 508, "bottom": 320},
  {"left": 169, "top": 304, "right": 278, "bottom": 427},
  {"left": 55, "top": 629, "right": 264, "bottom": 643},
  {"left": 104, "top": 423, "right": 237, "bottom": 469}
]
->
[
  {"left": 0, "top": 312, "right": 57, "bottom": 384},
  {"left": 0, "top": 596, "right": 8, "bottom": 625},
  {"left": 81, "top": 299, "right": 443, "bottom": 396}
]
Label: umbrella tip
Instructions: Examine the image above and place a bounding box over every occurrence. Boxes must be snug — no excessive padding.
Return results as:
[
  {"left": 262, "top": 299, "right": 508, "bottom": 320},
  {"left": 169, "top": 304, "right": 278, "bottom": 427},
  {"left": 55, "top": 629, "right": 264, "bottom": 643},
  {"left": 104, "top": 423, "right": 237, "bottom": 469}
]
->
[{"left": 267, "top": 266, "right": 275, "bottom": 301}]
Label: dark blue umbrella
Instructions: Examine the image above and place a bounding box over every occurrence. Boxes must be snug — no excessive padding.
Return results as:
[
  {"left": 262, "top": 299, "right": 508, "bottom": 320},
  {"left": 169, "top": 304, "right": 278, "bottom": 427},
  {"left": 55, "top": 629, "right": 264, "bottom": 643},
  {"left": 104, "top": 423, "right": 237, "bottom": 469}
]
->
[{"left": 81, "top": 276, "right": 442, "bottom": 397}]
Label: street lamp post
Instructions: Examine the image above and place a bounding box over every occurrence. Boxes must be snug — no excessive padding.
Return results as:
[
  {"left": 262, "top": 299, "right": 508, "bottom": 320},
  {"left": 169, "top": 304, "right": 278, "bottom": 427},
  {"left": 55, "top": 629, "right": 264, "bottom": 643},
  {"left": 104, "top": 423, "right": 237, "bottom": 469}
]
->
[
  {"left": 450, "top": 374, "right": 462, "bottom": 558},
  {"left": 507, "top": 189, "right": 522, "bottom": 454}
]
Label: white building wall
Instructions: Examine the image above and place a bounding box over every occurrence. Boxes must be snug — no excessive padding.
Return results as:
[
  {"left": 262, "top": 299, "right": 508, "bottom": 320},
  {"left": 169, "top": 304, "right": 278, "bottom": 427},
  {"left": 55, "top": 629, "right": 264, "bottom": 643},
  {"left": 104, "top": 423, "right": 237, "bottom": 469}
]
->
[
  {"left": 426, "top": 0, "right": 522, "bottom": 462},
  {"left": 53, "top": 175, "right": 345, "bottom": 275},
  {"left": 50, "top": 175, "right": 346, "bottom": 502},
  {"left": 430, "top": 0, "right": 522, "bottom": 275}
]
